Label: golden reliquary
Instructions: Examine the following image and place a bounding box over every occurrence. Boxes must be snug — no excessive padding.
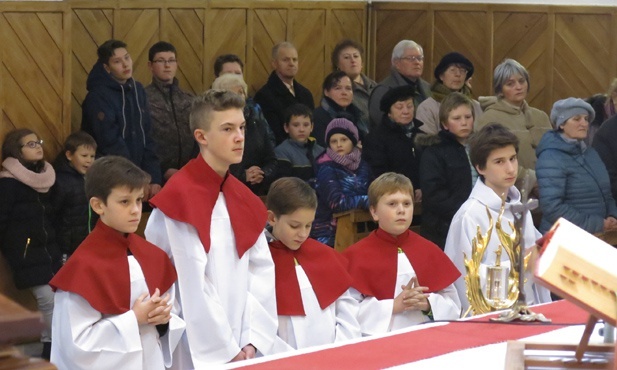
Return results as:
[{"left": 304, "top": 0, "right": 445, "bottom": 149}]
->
[{"left": 463, "top": 200, "right": 532, "bottom": 317}]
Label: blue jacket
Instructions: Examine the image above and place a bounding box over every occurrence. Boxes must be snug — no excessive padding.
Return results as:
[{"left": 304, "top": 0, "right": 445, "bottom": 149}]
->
[
  {"left": 81, "top": 62, "right": 162, "bottom": 184},
  {"left": 536, "top": 130, "right": 617, "bottom": 233},
  {"left": 311, "top": 155, "right": 372, "bottom": 246}
]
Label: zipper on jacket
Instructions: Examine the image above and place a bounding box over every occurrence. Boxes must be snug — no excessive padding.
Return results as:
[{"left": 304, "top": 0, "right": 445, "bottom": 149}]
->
[
  {"left": 23, "top": 237, "right": 31, "bottom": 258},
  {"left": 37, "top": 194, "right": 53, "bottom": 271}
]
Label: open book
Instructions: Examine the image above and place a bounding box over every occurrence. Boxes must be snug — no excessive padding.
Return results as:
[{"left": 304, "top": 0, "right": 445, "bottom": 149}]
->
[{"left": 535, "top": 217, "right": 617, "bottom": 326}]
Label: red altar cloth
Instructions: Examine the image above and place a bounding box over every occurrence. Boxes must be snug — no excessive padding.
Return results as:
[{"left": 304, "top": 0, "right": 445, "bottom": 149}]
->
[{"left": 241, "top": 300, "right": 587, "bottom": 369}]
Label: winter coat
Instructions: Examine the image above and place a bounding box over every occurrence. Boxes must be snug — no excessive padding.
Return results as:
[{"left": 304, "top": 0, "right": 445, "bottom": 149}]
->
[
  {"left": 368, "top": 68, "right": 431, "bottom": 128},
  {"left": 312, "top": 96, "right": 368, "bottom": 148},
  {"left": 0, "top": 178, "right": 61, "bottom": 289},
  {"left": 229, "top": 99, "right": 278, "bottom": 196},
  {"left": 274, "top": 138, "right": 324, "bottom": 183},
  {"left": 362, "top": 116, "right": 423, "bottom": 190},
  {"left": 593, "top": 115, "right": 617, "bottom": 200},
  {"left": 254, "top": 71, "right": 315, "bottom": 145},
  {"left": 311, "top": 155, "right": 372, "bottom": 247},
  {"left": 145, "top": 77, "right": 196, "bottom": 177},
  {"left": 418, "top": 131, "right": 473, "bottom": 249},
  {"left": 352, "top": 74, "right": 377, "bottom": 123},
  {"left": 81, "top": 62, "right": 162, "bottom": 184},
  {"left": 536, "top": 130, "right": 617, "bottom": 233},
  {"left": 50, "top": 156, "right": 96, "bottom": 258}
]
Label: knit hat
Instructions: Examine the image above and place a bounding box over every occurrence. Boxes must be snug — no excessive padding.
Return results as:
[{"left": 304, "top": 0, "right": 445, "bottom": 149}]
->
[
  {"left": 550, "top": 98, "right": 595, "bottom": 129},
  {"left": 325, "top": 118, "right": 359, "bottom": 147},
  {"left": 434, "top": 52, "right": 474, "bottom": 82},
  {"left": 380, "top": 86, "right": 416, "bottom": 113}
]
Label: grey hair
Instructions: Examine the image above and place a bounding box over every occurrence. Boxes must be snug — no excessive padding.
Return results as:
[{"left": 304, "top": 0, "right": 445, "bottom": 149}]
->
[
  {"left": 493, "top": 58, "right": 530, "bottom": 95},
  {"left": 211, "top": 73, "right": 248, "bottom": 97},
  {"left": 272, "top": 41, "right": 296, "bottom": 60},
  {"left": 391, "top": 40, "right": 423, "bottom": 64}
]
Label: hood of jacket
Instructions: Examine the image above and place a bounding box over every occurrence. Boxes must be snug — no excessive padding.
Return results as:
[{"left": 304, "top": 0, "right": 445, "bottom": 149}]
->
[{"left": 86, "top": 61, "right": 135, "bottom": 93}]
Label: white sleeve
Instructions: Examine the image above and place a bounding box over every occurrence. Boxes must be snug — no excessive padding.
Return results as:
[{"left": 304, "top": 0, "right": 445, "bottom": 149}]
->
[
  {"left": 159, "top": 286, "right": 186, "bottom": 368},
  {"left": 334, "top": 289, "right": 361, "bottom": 342},
  {"left": 427, "top": 283, "right": 462, "bottom": 320},
  {"left": 350, "top": 287, "right": 393, "bottom": 336},
  {"left": 444, "top": 213, "right": 475, "bottom": 313},
  {"left": 145, "top": 209, "right": 241, "bottom": 365},
  {"left": 240, "top": 233, "right": 279, "bottom": 355},
  {"left": 50, "top": 290, "right": 142, "bottom": 370}
]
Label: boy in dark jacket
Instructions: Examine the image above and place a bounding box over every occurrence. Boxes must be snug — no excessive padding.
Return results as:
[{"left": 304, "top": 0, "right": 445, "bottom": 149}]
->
[
  {"left": 81, "top": 39, "right": 162, "bottom": 198},
  {"left": 51, "top": 131, "right": 97, "bottom": 262}
]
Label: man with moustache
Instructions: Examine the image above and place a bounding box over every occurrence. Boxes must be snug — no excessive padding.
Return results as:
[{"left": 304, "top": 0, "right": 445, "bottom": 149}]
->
[
  {"left": 81, "top": 39, "right": 162, "bottom": 198},
  {"left": 368, "top": 40, "right": 431, "bottom": 128},
  {"left": 255, "top": 42, "right": 315, "bottom": 144}
]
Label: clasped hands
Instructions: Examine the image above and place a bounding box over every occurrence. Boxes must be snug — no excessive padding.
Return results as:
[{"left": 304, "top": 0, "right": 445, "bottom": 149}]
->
[
  {"left": 132, "top": 288, "right": 172, "bottom": 326},
  {"left": 393, "top": 276, "right": 430, "bottom": 314},
  {"left": 245, "top": 166, "right": 265, "bottom": 185}
]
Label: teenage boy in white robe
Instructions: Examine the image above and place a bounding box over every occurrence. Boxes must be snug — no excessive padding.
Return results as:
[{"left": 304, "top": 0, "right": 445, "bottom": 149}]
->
[
  {"left": 266, "top": 177, "right": 360, "bottom": 351},
  {"left": 146, "top": 90, "right": 279, "bottom": 367},
  {"left": 444, "top": 123, "right": 552, "bottom": 315},
  {"left": 50, "top": 156, "right": 184, "bottom": 369}
]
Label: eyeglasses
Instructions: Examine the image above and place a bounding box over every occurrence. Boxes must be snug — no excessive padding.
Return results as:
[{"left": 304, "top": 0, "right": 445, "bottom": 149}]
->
[
  {"left": 399, "top": 55, "right": 424, "bottom": 63},
  {"left": 446, "top": 66, "right": 469, "bottom": 75},
  {"left": 152, "top": 59, "right": 177, "bottom": 65},
  {"left": 21, "top": 140, "right": 44, "bottom": 149}
]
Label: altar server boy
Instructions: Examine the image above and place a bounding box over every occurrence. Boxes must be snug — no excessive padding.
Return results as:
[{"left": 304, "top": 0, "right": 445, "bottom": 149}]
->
[
  {"left": 49, "top": 156, "right": 184, "bottom": 369},
  {"left": 146, "top": 90, "right": 279, "bottom": 367},
  {"left": 344, "top": 172, "right": 461, "bottom": 335},
  {"left": 444, "top": 123, "right": 551, "bottom": 314},
  {"left": 267, "top": 177, "right": 360, "bottom": 350}
]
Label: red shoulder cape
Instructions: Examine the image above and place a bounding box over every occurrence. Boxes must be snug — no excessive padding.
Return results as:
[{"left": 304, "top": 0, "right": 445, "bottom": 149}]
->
[
  {"left": 49, "top": 221, "right": 177, "bottom": 315},
  {"left": 343, "top": 228, "right": 460, "bottom": 300},
  {"left": 150, "top": 156, "right": 267, "bottom": 257},
  {"left": 269, "top": 238, "right": 353, "bottom": 316}
]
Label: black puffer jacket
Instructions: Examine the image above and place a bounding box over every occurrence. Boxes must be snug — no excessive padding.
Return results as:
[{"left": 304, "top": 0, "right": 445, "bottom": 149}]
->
[
  {"left": 0, "top": 178, "right": 61, "bottom": 289},
  {"left": 418, "top": 131, "right": 473, "bottom": 249},
  {"left": 50, "top": 155, "right": 96, "bottom": 257}
]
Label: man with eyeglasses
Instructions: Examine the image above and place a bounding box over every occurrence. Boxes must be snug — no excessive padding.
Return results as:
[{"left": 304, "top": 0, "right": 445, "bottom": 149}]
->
[
  {"left": 145, "top": 41, "right": 196, "bottom": 183},
  {"left": 368, "top": 40, "right": 431, "bottom": 128},
  {"left": 81, "top": 39, "right": 162, "bottom": 199}
]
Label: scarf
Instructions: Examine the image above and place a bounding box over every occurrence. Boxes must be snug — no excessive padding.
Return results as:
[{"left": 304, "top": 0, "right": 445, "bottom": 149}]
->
[
  {"left": 50, "top": 221, "right": 177, "bottom": 315},
  {"left": 269, "top": 239, "right": 353, "bottom": 315},
  {"left": 325, "top": 147, "right": 362, "bottom": 172},
  {"left": 0, "top": 157, "right": 55, "bottom": 193},
  {"left": 150, "top": 156, "right": 267, "bottom": 257},
  {"left": 430, "top": 81, "right": 474, "bottom": 103}
]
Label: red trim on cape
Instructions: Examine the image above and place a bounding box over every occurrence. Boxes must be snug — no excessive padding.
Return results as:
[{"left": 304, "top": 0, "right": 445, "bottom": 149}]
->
[
  {"left": 49, "top": 221, "right": 177, "bottom": 315},
  {"left": 269, "top": 238, "right": 353, "bottom": 316},
  {"left": 150, "top": 156, "right": 267, "bottom": 257},
  {"left": 343, "top": 228, "right": 460, "bottom": 300}
]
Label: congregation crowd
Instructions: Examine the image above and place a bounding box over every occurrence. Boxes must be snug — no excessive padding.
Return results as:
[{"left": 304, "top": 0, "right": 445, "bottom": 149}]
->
[{"left": 2, "top": 35, "right": 617, "bottom": 369}]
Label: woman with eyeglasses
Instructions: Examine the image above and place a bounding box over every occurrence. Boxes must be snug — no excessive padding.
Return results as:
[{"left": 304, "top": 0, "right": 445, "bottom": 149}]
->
[
  {"left": 415, "top": 52, "right": 482, "bottom": 135},
  {"left": 313, "top": 71, "right": 369, "bottom": 148},
  {"left": 0, "top": 128, "right": 61, "bottom": 359},
  {"left": 476, "top": 59, "right": 552, "bottom": 195}
]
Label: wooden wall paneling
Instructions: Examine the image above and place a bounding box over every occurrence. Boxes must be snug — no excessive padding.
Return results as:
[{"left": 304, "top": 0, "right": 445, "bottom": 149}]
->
[
  {"left": 289, "top": 8, "right": 326, "bottom": 104},
  {"left": 114, "top": 8, "right": 160, "bottom": 87},
  {"left": 432, "top": 9, "right": 490, "bottom": 97},
  {"left": 205, "top": 7, "right": 247, "bottom": 91},
  {"left": 371, "top": 5, "right": 430, "bottom": 83},
  {"left": 552, "top": 12, "right": 612, "bottom": 103},
  {"left": 71, "top": 8, "right": 113, "bottom": 132},
  {"left": 166, "top": 8, "right": 205, "bottom": 94},
  {"left": 1, "top": 11, "right": 65, "bottom": 158},
  {"left": 249, "top": 7, "right": 288, "bottom": 95},
  {"left": 493, "top": 11, "right": 550, "bottom": 111}
]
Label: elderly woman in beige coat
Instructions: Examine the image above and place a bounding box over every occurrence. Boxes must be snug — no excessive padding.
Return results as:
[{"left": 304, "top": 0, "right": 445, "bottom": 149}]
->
[{"left": 477, "top": 59, "right": 552, "bottom": 195}]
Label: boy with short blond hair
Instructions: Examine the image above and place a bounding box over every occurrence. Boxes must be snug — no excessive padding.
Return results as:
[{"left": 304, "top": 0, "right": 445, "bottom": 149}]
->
[
  {"left": 274, "top": 104, "right": 324, "bottom": 182},
  {"left": 344, "top": 172, "right": 461, "bottom": 335},
  {"left": 266, "top": 177, "right": 359, "bottom": 350},
  {"left": 50, "top": 155, "right": 183, "bottom": 369},
  {"left": 146, "top": 90, "right": 279, "bottom": 367}
]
